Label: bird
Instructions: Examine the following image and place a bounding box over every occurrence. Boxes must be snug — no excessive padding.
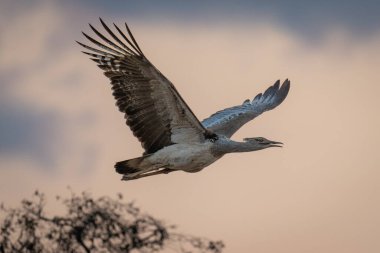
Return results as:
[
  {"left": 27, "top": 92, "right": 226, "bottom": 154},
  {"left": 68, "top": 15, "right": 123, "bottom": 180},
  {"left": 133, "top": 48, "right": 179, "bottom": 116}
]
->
[{"left": 77, "top": 18, "right": 290, "bottom": 181}]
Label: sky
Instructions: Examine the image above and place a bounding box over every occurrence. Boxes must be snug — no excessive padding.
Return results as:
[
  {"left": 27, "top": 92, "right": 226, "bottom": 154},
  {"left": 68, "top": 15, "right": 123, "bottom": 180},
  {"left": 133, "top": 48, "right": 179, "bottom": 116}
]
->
[{"left": 1, "top": 0, "right": 380, "bottom": 252}]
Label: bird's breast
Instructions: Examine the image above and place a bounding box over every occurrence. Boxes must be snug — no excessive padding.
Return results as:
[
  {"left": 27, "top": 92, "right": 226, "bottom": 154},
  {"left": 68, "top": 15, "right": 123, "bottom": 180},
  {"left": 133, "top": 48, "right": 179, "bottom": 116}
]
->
[{"left": 151, "top": 142, "right": 219, "bottom": 172}]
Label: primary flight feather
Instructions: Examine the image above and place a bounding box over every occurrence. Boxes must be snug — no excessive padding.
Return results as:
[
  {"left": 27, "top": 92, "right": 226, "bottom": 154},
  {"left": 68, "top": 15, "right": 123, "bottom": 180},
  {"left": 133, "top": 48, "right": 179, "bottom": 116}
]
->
[{"left": 77, "top": 18, "right": 290, "bottom": 181}]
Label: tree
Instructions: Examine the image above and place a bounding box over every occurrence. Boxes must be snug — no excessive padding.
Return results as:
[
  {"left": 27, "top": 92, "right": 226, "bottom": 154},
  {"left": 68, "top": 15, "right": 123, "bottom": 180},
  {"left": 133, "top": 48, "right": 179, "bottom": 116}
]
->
[{"left": 0, "top": 191, "right": 224, "bottom": 253}]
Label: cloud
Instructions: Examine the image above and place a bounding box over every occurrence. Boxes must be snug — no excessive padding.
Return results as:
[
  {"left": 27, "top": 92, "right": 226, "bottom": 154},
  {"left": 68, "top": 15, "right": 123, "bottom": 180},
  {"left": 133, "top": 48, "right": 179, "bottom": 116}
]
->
[
  {"left": 0, "top": 98, "right": 62, "bottom": 167},
  {"left": 0, "top": 1, "right": 100, "bottom": 170},
  {"left": 50, "top": 0, "right": 380, "bottom": 38},
  {"left": 0, "top": 1, "right": 60, "bottom": 70}
]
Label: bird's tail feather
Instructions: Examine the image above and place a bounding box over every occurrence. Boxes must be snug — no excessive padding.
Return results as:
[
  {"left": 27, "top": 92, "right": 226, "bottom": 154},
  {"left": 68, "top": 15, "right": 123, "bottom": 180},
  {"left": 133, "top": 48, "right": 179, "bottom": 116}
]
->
[{"left": 115, "top": 155, "right": 152, "bottom": 175}]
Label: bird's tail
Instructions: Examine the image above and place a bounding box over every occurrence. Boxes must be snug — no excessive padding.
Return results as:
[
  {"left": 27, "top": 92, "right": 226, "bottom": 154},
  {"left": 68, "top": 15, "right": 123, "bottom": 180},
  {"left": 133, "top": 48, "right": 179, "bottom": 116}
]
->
[{"left": 115, "top": 154, "right": 154, "bottom": 175}]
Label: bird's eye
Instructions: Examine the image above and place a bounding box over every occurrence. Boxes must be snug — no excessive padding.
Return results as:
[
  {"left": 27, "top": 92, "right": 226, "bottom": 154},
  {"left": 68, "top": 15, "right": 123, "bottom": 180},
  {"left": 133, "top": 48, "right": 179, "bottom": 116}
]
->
[{"left": 256, "top": 138, "right": 264, "bottom": 142}]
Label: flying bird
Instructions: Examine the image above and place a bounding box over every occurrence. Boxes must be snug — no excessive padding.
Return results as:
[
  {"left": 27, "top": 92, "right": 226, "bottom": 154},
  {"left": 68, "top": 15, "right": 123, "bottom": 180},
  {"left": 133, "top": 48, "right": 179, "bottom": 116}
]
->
[{"left": 77, "top": 19, "right": 290, "bottom": 181}]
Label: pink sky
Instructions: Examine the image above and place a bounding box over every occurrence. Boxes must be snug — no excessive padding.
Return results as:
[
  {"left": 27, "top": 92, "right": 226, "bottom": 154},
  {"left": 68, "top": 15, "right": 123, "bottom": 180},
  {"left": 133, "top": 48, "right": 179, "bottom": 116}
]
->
[{"left": 1, "top": 2, "right": 380, "bottom": 252}]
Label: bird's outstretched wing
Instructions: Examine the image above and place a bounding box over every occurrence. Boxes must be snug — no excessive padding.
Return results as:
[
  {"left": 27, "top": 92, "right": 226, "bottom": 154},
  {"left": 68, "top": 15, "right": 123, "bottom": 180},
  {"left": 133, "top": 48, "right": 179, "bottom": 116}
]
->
[
  {"left": 77, "top": 18, "right": 210, "bottom": 154},
  {"left": 202, "top": 79, "right": 290, "bottom": 138}
]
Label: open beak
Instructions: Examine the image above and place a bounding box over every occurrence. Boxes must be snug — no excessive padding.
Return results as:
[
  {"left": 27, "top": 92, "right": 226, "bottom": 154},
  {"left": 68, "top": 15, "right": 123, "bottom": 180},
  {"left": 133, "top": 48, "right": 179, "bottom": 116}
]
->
[{"left": 269, "top": 141, "right": 283, "bottom": 148}]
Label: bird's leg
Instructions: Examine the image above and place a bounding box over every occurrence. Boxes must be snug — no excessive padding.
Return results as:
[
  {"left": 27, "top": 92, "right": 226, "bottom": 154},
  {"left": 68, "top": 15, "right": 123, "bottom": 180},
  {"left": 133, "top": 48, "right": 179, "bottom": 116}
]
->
[{"left": 122, "top": 168, "right": 176, "bottom": 181}]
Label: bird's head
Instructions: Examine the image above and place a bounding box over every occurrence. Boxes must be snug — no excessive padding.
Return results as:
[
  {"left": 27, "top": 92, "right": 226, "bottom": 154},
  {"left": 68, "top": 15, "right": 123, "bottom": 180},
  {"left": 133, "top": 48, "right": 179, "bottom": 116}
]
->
[{"left": 243, "top": 137, "right": 283, "bottom": 149}]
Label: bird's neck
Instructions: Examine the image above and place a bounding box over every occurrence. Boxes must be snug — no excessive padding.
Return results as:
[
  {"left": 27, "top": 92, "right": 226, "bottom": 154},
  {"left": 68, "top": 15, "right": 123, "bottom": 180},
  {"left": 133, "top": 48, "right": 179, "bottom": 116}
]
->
[{"left": 214, "top": 139, "right": 264, "bottom": 156}]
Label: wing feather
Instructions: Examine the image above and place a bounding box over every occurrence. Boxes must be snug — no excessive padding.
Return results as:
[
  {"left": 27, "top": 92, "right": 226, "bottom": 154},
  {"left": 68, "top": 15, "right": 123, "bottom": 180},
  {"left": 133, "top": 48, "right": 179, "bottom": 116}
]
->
[
  {"left": 99, "top": 19, "right": 138, "bottom": 56},
  {"left": 202, "top": 79, "right": 290, "bottom": 137},
  {"left": 78, "top": 19, "right": 209, "bottom": 154},
  {"left": 113, "top": 22, "right": 142, "bottom": 55},
  {"left": 88, "top": 24, "right": 131, "bottom": 56},
  {"left": 81, "top": 32, "right": 124, "bottom": 56}
]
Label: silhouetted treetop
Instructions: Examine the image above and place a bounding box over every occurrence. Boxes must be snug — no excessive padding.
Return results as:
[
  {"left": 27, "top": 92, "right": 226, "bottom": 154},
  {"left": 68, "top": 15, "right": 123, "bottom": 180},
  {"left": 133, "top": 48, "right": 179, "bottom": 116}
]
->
[{"left": 0, "top": 191, "right": 224, "bottom": 253}]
